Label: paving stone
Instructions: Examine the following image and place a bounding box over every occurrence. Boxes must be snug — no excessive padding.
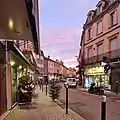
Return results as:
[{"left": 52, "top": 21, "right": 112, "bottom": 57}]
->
[{"left": 4, "top": 86, "right": 78, "bottom": 120}]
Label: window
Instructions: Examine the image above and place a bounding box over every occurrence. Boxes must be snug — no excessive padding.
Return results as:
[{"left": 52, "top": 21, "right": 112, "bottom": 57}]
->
[
  {"left": 109, "top": 37, "right": 117, "bottom": 51},
  {"left": 97, "top": 44, "right": 103, "bottom": 55},
  {"left": 87, "top": 28, "right": 92, "bottom": 40},
  {"left": 97, "top": 21, "right": 102, "bottom": 35},
  {"left": 87, "top": 48, "right": 92, "bottom": 58},
  {"left": 110, "top": 11, "right": 117, "bottom": 27},
  {"left": 98, "top": 5, "right": 102, "bottom": 13}
]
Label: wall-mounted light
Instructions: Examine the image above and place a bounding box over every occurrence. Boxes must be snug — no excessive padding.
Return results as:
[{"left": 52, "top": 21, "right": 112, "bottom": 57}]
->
[
  {"left": 24, "top": 68, "right": 26, "bottom": 71},
  {"left": 18, "top": 66, "right": 22, "bottom": 69},
  {"left": 10, "top": 61, "right": 15, "bottom": 66},
  {"left": 8, "top": 19, "right": 14, "bottom": 29}
]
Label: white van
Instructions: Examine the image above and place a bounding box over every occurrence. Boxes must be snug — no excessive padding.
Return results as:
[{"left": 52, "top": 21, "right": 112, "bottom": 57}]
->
[{"left": 65, "top": 78, "right": 77, "bottom": 88}]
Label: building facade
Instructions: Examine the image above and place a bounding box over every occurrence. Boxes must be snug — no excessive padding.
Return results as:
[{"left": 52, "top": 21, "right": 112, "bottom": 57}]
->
[
  {"left": 0, "top": 0, "right": 40, "bottom": 117},
  {"left": 39, "top": 50, "right": 44, "bottom": 79},
  {"left": 79, "top": 0, "right": 120, "bottom": 91},
  {"left": 63, "top": 65, "right": 69, "bottom": 78},
  {"left": 54, "top": 60, "right": 63, "bottom": 80},
  {"left": 44, "top": 57, "right": 48, "bottom": 77},
  {"left": 48, "top": 56, "right": 55, "bottom": 80}
]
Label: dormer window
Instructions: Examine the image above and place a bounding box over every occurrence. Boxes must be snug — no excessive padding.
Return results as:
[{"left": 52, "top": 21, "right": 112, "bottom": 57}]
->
[
  {"left": 98, "top": 4, "right": 102, "bottom": 13},
  {"left": 96, "top": 0, "right": 104, "bottom": 14},
  {"left": 87, "top": 10, "right": 95, "bottom": 23}
]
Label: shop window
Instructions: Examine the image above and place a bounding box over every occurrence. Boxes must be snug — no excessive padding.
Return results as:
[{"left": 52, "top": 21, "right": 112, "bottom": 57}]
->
[{"left": 11, "top": 66, "right": 17, "bottom": 106}]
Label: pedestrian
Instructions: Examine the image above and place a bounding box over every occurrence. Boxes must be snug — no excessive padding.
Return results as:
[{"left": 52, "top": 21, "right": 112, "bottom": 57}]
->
[{"left": 38, "top": 79, "right": 41, "bottom": 89}]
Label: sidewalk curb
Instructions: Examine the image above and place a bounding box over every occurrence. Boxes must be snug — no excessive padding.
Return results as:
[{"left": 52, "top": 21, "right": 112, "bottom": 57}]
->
[
  {"left": 55, "top": 100, "right": 86, "bottom": 120},
  {"left": 42, "top": 85, "right": 86, "bottom": 120},
  {"left": 1, "top": 105, "right": 18, "bottom": 120}
]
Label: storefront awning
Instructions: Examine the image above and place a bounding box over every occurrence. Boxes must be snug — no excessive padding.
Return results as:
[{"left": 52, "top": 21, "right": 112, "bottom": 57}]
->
[
  {"left": 0, "top": 0, "right": 38, "bottom": 53},
  {"left": 7, "top": 41, "right": 35, "bottom": 70}
]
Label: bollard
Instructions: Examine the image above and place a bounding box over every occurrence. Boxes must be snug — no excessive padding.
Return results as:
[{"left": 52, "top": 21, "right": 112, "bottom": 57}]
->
[
  {"left": 116, "top": 81, "right": 118, "bottom": 95},
  {"left": 46, "top": 82, "right": 47, "bottom": 95},
  {"left": 66, "top": 84, "right": 68, "bottom": 114},
  {"left": 101, "top": 96, "right": 106, "bottom": 120},
  {"left": 42, "top": 82, "right": 43, "bottom": 92},
  {"left": 39, "top": 81, "right": 41, "bottom": 90}
]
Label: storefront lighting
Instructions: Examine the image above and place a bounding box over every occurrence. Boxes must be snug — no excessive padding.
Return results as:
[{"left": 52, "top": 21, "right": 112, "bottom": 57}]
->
[
  {"left": 18, "top": 66, "right": 22, "bottom": 69},
  {"left": 24, "top": 68, "right": 26, "bottom": 71},
  {"left": 8, "top": 19, "right": 14, "bottom": 29},
  {"left": 10, "top": 61, "right": 15, "bottom": 66}
]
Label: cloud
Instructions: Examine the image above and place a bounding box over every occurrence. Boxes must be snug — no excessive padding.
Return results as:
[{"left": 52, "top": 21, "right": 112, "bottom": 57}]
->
[
  {"left": 40, "top": 28, "right": 82, "bottom": 47},
  {"left": 63, "top": 58, "right": 78, "bottom": 67}
]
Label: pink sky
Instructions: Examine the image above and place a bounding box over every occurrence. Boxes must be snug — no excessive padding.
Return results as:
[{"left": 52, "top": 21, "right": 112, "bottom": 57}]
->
[{"left": 40, "top": 0, "right": 98, "bottom": 67}]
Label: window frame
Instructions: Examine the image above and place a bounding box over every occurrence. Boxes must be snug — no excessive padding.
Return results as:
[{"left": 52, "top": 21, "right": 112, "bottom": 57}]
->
[
  {"left": 97, "top": 43, "right": 103, "bottom": 55},
  {"left": 87, "top": 47, "right": 92, "bottom": 58},
  {"left": 108, "top": 33, "right": 119, "bottom": 51},
  {"left": 97, "top": 20, "right": 103, "bottom": 35},
  {"left": 109, "top": 10, "right": 117, "bottom": 28},
  {"left": 87, "top": 28, "right": 92, "bottom": 40},
  {"left": 98, "top": 4, "right": 102, "bottom": 13}
]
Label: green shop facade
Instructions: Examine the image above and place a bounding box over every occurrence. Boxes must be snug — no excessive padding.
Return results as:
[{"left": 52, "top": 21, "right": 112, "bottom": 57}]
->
[{"left": 0, "top": 41, "right": 36, "bottom": 116}]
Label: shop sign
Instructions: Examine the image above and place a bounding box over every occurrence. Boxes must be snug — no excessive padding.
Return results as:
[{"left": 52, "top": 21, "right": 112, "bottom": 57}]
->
[{"left": 85, "top": 66, "right": 104, "bottom": 75}]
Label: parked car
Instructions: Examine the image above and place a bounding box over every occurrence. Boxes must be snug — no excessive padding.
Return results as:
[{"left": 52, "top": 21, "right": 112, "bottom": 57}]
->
[{"left": 64, "top": 78, "right": 77, "bottom": 88}]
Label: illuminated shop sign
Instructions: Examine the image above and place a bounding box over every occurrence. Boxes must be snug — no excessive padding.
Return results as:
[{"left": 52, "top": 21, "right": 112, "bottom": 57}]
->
[{"left": 85, "top": 66, "right": 104, "bottom": 75}]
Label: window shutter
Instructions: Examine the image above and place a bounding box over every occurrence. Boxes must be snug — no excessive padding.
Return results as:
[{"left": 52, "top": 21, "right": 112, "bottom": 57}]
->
[
  {"left": 110, "top": 38, "right": 117, "bottom": 51},
  {"left": 97, "top": 44, "right": 103, "bottom": 55},
  {"left": 108, "top": 14, "right": 111, "bottom": 28},
  {"left": 87, "top": 48, "right": 92, "bottom": 58}
]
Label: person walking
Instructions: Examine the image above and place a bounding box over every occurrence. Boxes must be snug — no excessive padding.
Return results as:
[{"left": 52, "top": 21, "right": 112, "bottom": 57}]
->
[{"left": 38, "top": 79, "right": 41, "bottom": 89}]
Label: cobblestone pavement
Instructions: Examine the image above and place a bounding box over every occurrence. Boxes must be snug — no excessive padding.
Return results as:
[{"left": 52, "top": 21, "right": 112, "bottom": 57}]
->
[{"left": 4, "top": 86, "right": 77, "bottom": 120}]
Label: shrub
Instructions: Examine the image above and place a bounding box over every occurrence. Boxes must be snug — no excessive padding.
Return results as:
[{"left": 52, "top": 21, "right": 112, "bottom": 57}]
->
[{"left": 49, "top": 79, "right": 61, "bottom": 101}]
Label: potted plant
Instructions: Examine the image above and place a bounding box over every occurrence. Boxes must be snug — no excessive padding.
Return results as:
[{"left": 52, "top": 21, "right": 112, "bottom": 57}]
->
[{"left": 17, "top": 75, "right": 35, "bottom": 103}]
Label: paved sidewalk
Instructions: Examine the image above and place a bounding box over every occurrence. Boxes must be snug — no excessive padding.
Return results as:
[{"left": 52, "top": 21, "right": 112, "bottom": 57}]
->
[{"left": 4, "top": 86, "right": 82, "bottom": 120}]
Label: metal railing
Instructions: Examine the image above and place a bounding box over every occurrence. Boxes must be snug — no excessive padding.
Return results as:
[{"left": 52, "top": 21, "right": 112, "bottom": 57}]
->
[{"left": 82, "top": 49, "right": 120, "bottom": 65}]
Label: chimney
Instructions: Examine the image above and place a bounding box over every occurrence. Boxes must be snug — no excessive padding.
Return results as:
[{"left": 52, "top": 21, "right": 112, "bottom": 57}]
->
[{"left": 48, "top": 55, "right": 50, "bottom": 59}]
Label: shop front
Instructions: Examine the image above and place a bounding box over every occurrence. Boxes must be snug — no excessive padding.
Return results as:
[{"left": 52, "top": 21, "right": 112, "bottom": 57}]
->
[
  {"left": 7, "top": 42, "right": 35, "bottom": 108},
  {"left": 84, "top": 63, "right": 110, "bottom": 90}
]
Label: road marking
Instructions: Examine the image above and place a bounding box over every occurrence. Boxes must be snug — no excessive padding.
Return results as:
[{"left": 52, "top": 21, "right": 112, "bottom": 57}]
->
[{"left": 113, "top": 100, "right": 120, "bottom": 103}]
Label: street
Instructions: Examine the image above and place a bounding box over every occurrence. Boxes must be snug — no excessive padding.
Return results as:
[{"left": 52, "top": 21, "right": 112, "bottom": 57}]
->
[{"left": 59, "top": 83, "right": 120, "bottom": 120}]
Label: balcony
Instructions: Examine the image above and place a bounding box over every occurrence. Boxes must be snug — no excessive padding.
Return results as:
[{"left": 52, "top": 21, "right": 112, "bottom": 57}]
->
[{"left": 83, "top": 49, "right": 120, "bottom": 65}]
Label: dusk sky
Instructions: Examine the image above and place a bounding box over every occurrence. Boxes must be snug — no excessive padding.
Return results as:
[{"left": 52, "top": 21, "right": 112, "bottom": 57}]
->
[{"left": 39, "top": 0, "right": 98, "bottom": 67}]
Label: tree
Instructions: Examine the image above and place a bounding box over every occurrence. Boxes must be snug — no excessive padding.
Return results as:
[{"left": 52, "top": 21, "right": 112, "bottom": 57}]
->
[{"left": 49, "top": 79, "right": 61, "bottom": 101}]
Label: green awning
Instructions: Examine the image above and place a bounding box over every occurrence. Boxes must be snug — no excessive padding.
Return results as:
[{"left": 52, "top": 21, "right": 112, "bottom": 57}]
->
[{"left": 8, "top": 41, "right": 35, "bottom": 70}]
